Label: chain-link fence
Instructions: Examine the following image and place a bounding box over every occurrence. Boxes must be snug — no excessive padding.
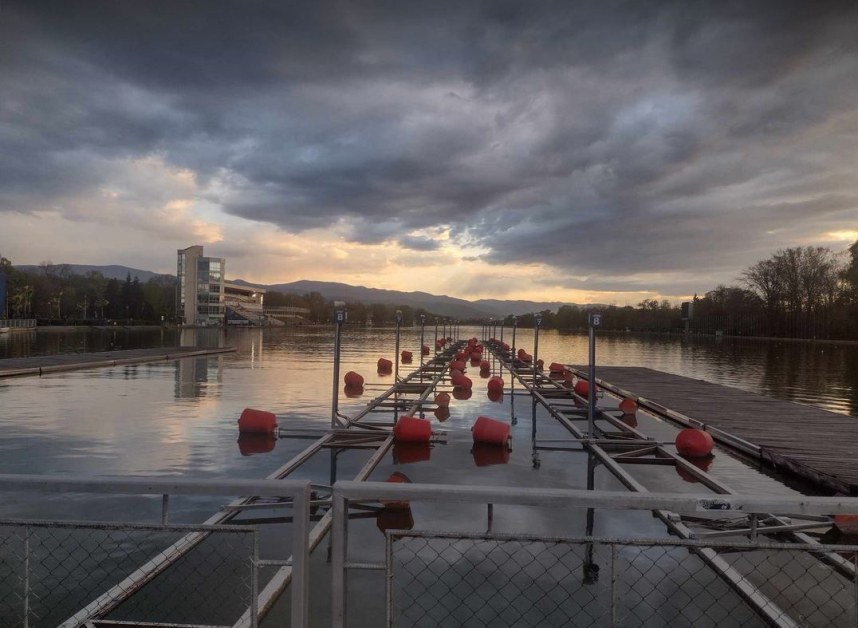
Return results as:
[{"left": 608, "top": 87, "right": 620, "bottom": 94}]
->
[
  {"left": 0, "top": 519, "right": 257, "bottom": 627},
  {"left": 386, "top": 531, "right": 858, "bottom": 627}
]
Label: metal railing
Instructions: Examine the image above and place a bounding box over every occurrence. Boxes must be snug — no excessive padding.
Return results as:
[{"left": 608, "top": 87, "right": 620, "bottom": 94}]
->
[
  {"left": 0, "top": 474, "right": 311, "bottom": 628},
  {"left": 332, "top": 481, "right": 858, "bottom": 628},
  {"left": 0, "top": 319, "right": 36, "bottom": 329}
]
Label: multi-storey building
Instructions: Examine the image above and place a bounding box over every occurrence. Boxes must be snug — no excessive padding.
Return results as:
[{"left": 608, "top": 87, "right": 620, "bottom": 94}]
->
[{"left": 176, "top": 245, "right": 225, "bottom": 326}]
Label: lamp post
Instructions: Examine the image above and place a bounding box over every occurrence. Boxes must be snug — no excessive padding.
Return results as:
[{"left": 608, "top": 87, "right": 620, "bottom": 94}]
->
[{"left": 331, "top": 301, "right": 347, "bottom": 428}]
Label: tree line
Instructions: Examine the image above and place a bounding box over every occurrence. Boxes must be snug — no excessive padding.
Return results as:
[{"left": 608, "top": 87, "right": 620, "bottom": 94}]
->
[
  {"left": 0, "top": 258, "right": 176, "bottom": 324},
  {"left": 3, "top": 237, "right": 857, "bottom": 338}
]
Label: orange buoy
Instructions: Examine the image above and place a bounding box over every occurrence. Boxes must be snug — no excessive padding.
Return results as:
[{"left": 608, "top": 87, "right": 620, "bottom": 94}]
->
[
  {"left": 452, "top": 373, "right": 472, "bottom": 389},
  {"left": 422, "top": 345, "right": 430, "bottom": 355},
  {"left": 434, "top": 406, "right": 451, "bottom": 422},
  {"left": 382, "top": 471, "right": 412, "bottom": 509},
  {"left": 393, "top": 416, "right": 432, "bottom": 443},
  {"left": 486, "top": 376, "right": 504, "bottom": 392},
  {"left": 237, "top": 433, "right": 276, "bottom": 456},
  {"left": 377, "top": 357, "right": 393, "bottom": 372},
  {"left": 434, "top": 391, "right": 451, "bottom": 408},
  {"left": 549, "top": 362, "right": 565, "bottom": 374},
  {"left": 471, "top": 416, "right": 510, "bottom": 447},
  {"left": 343, "top": 384, "right": 364, "bottom": 398},
  {"left": 574, "top": 379, "right": 589, "bottom": 397},
  {"left": 344, "top": 371, "right": 364, "bottom": 387},
  {"left": 452, "top": 387, "right": 473, "bottom": 400},
  {"left": 619, "top": 398, "right": 638, "bottom": 414},
  {"left": 834, "top": 515, "right": 858, "bottom": 534},
  {"left": 401, "top": 350, "right": 413, "bottom": 363},
  {"left": 675, "top": 428, "right": 714, "bottom": 458},
  {"left": 238, "top": 408, "right": 277, "bottom": 434}
]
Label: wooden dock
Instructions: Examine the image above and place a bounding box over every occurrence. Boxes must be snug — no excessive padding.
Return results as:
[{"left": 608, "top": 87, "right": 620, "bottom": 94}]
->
[
  {"left": 574, "top": 366, "right": 858, "bottom": 495},
  {"left": 0, "top": 347, "right": 236, "bottom": 378}
]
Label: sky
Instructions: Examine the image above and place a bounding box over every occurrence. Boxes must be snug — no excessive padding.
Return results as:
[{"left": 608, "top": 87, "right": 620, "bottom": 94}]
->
[{"left": 2, "top": 1, "right": 858, "bottom": 305}]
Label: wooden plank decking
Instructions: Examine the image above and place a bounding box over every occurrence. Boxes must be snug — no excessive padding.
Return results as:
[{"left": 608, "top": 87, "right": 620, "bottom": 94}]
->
[
  {"left": 0, "top": 347, "right": 236, "bottom": 378},
  {"left": 577, "top": 366, "right": 858, "bottom": 495}
]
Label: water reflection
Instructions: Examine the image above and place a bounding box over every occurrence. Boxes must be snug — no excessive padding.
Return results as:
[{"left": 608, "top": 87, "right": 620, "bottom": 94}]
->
[{"left": 175, "top": 357, "right": 223, "bottom": 399}]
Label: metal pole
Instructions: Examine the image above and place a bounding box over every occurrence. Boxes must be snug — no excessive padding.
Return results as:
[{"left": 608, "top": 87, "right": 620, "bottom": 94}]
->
[
  {"left": 511, "top": 316, "right": 517, "bottom": 361},
  {"left": 291, "top": 484, "right": 311, "bottom": 628},
  {"left": 332, "top": 303, "right": 346, "bottom": 429},
  {"left": 332, "top": 492, "right": 348, "bottom": 628},
  {"left": 23, "top": 526, "right": 30, "bottom": 628},
  {"left": 419, "top": 314, "right": 426, "bottom": 371},
  {"left": 394, "top": 310, "right": 403, "bottom": 382},
  {"left": 587, "top": 312, "right": 601, "bottom": 440},
  {"left": 533, "top": 314, "right": 541, "bottom": 385},
  {"left": 500, "top": 319, "right": 504, "bottom": 345},
  {"left": 434, "top": 318, "right": 438, "bottom": 355}
]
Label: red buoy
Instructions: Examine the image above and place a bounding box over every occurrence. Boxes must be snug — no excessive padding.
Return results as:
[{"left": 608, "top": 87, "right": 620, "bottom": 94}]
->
[
  {"left": 393, "top": 416, "right": 432, "bottom": 443},
  {"left": 574, "top": 379, "right": 589, "bottom": 397},
  {"left": 472, "top": 416, "right": 510, "bottom": 447},
  {"left": 619, "top": 398, "right": 638, "bottom": 415},
  {"left": 344, "top": 371, "right": 364, "bottom": 387},
  {"left": 401, "top": 350, "right": 413, "bottom": 363},
  {"left": 434, "top": 391, "right": 451, "bottom": 408},
  {"left": 675, "top": 428, "right": 714, "bottom": 458},
  {"left": 486, "top": 376, "right": 504, "bottom": 392},
  {"left": 452, "top": 388, "right": 472, "bottom": 400},
  {"left": 487, "top": 388, "right": 503, "bottom": 403},
  {"left": 238, "top": 408, "right": 277, "bottom": 434},
  {"left": 549, "top": 362, "right": 566, "bottom": 374},
  {"left": 450, "top": 360, "right": 466, "bottom": 371},
  {"left": 479, "top": 360, "right": 490, "bottom": 371},
  {"left": 382, "top": 471, "right": 412, "bottom": 509},
  {"left": 452, "top": 372, "right": 472, "bottom": 389},
  {"left": 434, "top": 406, "right": 451, "bottom": 422},
  {"left": 536, "top": 359, "right": 544, "bottom": 370},
  {"left": 377, "top": 357, "right": 393, "bottom": 372},
  {"left": 422, "top": 345, "right": 430, "bottom": 355}
]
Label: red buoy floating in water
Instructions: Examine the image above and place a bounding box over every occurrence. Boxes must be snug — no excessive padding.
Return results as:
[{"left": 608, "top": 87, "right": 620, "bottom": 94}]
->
[
  {"left": 619, "top": 398, "right": 638, "bottom": 415},
  {"left": 434, "top": 406, "right": 451, "bottom": 422},
  {"left": 452, "top": 387, "right": 472, "bottom": 400},
  {"left": 675, "top": 428, "right": 714, "bottom": 458},
  {"left": 377, "top": 357, "right": 393, "bottom": 372},
  {"left": 486, "top": 376, "right": 504, "bottom": 392},
  {"left": 393, "top": 416, "right": 432, "bottom": 443},
  {"left": 450, "top": 360, "right": 466, "bottom": 372},
  {"left": 574, "top": 379, "right": 590, "bottom": 397},
  {"left": 479, "top": 360, "right": 490, "bottom": 372},
  {"left": 536, "top": 359, "right": 544, "bottom": 370},
  {"left": 472, "top": 416, "right": 511, "bottom": 447},
  {"left": 451, "top": 372, "right": 472, "bottom": 389},
  {"left": 401, "top": 350, "right": 413, "bottom": 363},
  {"left": 238, "top": 408, "right": 277, "bottom": 434},
  {"left": 548, "top": 362, "right": 566, "bottom": 374},
  {"left": 344, "top": 371, "right": 364, "bottom": 387},
  {"left": 434, "top": 391, "right": 451, "bottom": 408},
  {"left": 422, "top": 344, "right": 430, "bottom": 355},
  {"left": 487, "top": 388, "right": 503, "bottom": 402}
]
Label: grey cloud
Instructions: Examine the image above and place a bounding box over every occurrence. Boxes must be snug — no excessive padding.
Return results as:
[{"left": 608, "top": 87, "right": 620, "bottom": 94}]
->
[{"left": 3, "top": 0, "right": 858, "bottom": 296}]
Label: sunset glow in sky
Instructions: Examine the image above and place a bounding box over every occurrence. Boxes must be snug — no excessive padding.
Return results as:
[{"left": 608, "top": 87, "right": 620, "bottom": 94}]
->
[{"left": 2, "top": 1, "right": 858, "bottom": 305}]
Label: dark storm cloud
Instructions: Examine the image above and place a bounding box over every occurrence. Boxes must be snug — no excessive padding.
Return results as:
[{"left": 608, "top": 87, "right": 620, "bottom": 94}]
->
[{"left": 2, "top": 0, "right": 858, "bottom": 294}]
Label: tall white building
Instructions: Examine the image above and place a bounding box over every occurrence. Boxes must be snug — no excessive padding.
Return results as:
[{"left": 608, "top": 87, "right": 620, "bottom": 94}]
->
[{"left": 177, "top": 245, "right": 225, "bottom": 326}]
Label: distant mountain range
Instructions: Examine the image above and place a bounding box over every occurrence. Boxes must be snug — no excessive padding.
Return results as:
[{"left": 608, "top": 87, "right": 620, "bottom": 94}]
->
[{"left": 15, "top": 264, "right": 577, "bottom": 319}]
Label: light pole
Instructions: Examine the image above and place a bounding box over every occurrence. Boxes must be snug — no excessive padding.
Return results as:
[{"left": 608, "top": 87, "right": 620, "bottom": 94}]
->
[{"left": 331, "top": 301, "right": 347, "bottom": 428}]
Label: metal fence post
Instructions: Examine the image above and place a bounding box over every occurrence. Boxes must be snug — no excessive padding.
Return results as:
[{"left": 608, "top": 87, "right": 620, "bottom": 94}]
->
[
  {"left": 251, "top": 529, "right": 259, "bottom": 628},
  {"left": 332, "top": 491, "right": 349, "bottom": 628},
  {"left": 394, "top": 310, "right": 402, "bottom": 382},
  {"left": 611, "top": 544, "right": 618, "bottom": 627},
  {"left": 332, "top": 302, "right": 347, "bottom": 429},
  {"left": 291, "top": 484, "right": 311, "bottom": 628},
  {"left": 23, "top": 525, "right": 30, "bottom": 628},
  {"left": 587, "top": 312, "right": 601, "bottom": 440}
]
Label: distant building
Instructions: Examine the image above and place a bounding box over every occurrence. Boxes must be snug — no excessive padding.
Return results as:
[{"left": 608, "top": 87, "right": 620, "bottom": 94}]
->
[
  {"left": 177, "top": 245, "right": 267, "bottom": 326},
  {"left": 177, "top": 245, "right": 225, "bottom": 326}
]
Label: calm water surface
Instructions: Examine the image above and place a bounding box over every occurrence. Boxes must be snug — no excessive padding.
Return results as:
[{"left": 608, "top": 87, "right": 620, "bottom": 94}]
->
[{"left": 1, "top": 326, "right": 856, "bottom": 625}]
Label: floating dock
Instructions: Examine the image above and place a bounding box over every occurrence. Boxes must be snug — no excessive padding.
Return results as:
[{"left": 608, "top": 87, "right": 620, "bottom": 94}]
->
[
  {"left": 573, "top": 366, "right": 858, "bottom": 495},
  {"left": 0, "top": 346, "right": 237, "bottom": 378}
]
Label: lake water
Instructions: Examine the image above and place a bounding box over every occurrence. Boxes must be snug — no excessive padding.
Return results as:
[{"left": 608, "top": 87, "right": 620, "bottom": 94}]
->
[{"left": 0, "top": 326, "right": 856, "bottom": 625}]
